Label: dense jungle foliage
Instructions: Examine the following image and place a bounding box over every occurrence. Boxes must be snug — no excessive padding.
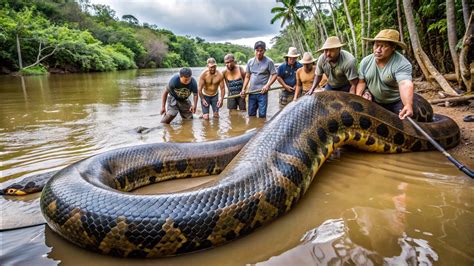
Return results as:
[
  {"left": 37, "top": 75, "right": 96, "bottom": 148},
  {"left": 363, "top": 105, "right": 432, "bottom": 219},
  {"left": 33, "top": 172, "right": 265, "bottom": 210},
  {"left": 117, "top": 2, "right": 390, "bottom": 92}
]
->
[
  {"left": 0, "top": 0, "right": 254, "bottom": 74},
  {"left": 266, "top": 0, "right": 472, "bottom": 80}
]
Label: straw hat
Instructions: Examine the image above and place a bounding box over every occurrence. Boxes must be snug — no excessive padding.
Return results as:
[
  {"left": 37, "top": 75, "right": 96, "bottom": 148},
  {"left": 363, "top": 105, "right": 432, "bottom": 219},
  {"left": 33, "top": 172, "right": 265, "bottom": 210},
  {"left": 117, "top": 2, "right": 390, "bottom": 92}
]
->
[
  {"left": 317, "top": 36, "right": 345, "bottom": 52},
  {"left": 299, "top": 52, "right": 317, "bottom": 64},
  {"left": 284, "top": 47, "right": 300, "bottom": 58},
  {"left": 207, "top": 57, "right": 217, "bottom": 67},
  {"left": 362, "top": 29, "right": 407, "bottom": 50}
]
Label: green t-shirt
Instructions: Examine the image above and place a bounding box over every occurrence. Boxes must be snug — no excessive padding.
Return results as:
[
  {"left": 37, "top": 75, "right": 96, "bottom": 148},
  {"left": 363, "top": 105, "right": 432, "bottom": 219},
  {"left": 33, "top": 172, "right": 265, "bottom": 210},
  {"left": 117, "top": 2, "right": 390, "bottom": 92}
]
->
[
  {"left": 358, "top": 51, "right": 412, "bottom": 104},
  {"left": 316, "top": 50, "right": 358, "bottom": 88}
]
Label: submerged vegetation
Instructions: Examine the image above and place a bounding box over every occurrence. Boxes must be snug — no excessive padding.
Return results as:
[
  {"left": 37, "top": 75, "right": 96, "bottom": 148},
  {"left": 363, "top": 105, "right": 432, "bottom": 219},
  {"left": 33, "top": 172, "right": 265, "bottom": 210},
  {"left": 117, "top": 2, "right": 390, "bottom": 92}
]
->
[{"left": 0, "top": 0, "right": 254, "bottom": 74}]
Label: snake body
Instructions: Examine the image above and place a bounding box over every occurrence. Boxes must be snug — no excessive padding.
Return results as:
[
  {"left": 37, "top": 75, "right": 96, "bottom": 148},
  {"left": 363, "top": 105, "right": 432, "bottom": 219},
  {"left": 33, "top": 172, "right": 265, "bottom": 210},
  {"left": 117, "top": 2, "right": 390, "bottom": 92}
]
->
[{"left": 40, "top": 91, "right": 459, "bottom": 257}]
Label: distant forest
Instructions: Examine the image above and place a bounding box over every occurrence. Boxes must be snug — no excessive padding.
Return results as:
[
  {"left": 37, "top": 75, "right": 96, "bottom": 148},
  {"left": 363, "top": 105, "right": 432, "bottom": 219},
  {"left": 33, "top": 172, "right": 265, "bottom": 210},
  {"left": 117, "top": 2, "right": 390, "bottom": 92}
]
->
[{"left": 0, "top": 0, "right": 254, "bottom": 74}]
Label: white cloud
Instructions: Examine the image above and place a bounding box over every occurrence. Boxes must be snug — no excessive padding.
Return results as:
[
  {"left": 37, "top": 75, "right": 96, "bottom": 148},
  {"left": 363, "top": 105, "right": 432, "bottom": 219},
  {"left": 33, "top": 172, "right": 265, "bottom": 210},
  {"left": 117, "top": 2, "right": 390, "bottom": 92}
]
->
[{"left": 90, "top": 0, "right": 281, "bottom": 47}]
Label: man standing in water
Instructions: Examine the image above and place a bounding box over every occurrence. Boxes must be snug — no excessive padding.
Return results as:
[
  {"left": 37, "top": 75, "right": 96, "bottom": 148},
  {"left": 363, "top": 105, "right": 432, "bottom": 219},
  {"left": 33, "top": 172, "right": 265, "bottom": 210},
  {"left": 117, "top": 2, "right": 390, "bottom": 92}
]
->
[
  {"left": 306, "top": 36, "right": 358, "bottom": 95},
  {"left": 160, "top": 67, "right": 198, "bottom": 124},
  {"left": 277, "top": 47, "right": 302, "bottom": 108},
  {"left": 198, "top": 58, "right": 225, "bottom": 119},
  {"left": 241, "top": 41, "right": 277, "bottom": 118},
  {"left": 222, "top": 54, "right": 246, "bottom": 111}
]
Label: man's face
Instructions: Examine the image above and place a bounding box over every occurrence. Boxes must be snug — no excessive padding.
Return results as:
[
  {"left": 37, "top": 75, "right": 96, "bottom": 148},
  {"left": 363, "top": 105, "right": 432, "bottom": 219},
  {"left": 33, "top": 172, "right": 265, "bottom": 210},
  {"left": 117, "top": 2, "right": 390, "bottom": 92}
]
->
[
  {"left": 208, "top": 65, "right": 217, "bottom": 74},
  {"left": 179, "top": 76, "right": 192, "bottom": 84},
  {"left": 224, "top": 58, "right": 235, "bottom": 71},
  {"left": 373, "top": 41, "right": 395, "bottom": 61},
  {"left": 323, "top": 48, "right": 340, "bottom": 62},
  {"left": 303, "top": 63, "right": 314, "bottom": 71},
  {"left": 255, "top": 47, "right": 265, "bottom": 60},
  {"left": 287, "top": 57, "right": 297, "bottom": 66}
]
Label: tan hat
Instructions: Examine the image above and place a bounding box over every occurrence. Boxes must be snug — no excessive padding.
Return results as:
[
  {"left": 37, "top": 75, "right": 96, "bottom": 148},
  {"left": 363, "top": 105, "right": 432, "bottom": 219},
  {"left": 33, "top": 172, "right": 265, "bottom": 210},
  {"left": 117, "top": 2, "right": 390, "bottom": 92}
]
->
[
  {"left": 317, "top": 36, "right": 345, "bottom": 52},
  {"left": 284, "top": 47, "right": 300, "bottom": 58},
  {"left": 363, "top": 29, "right": 407, "bottom": 50},
  {"left": 299, "top": 52, "right": 316, "bottom": 64},
  {"left": 207, "top": 57, "right": 217, "bottom": 66}
]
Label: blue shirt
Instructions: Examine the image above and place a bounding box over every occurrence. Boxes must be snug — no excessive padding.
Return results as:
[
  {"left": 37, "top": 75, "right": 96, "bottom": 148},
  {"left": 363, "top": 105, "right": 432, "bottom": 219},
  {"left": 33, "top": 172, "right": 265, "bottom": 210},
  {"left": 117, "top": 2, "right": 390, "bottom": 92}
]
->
[
  {"left": 277, "top": 61, "right": 303, "bottom": 87},
  {"left": 167, "top": 74, "right": 198, "bottom": 101}
]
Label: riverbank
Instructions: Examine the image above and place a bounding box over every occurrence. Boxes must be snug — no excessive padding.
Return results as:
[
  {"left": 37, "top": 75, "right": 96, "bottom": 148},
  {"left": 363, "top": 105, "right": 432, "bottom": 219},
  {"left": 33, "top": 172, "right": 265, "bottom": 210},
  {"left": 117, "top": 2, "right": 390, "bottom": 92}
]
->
[{"left": 416, "top": 83, "right": 473, "bottom": 161}]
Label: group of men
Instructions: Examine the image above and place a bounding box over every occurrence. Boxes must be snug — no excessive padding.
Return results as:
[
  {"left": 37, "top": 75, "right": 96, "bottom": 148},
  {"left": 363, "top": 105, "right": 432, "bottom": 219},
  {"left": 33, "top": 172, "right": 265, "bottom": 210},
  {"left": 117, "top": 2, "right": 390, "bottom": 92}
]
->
[{"left": 161, "top": 28, "right": 419, "bottom": 124}]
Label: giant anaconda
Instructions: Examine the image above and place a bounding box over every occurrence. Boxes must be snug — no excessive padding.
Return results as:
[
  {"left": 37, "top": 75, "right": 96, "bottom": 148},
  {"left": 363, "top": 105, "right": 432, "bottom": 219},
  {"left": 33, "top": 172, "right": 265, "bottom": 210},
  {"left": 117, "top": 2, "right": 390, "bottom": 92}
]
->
[{"left": 40, "top": 91, "right": 460, "bottom": 257}]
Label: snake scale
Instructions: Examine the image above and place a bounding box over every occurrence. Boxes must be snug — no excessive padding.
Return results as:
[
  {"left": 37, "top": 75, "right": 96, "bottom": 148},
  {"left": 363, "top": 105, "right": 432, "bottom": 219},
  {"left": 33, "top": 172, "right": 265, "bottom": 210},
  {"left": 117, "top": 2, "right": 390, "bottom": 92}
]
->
[{"left": 39, "top": 91, "right": 459, "bottom": 257}]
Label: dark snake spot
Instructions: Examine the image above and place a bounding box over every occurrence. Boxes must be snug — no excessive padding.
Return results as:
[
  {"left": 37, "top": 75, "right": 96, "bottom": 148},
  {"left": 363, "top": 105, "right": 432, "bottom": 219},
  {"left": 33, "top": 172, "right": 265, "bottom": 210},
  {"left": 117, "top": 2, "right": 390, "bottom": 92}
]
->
[
  {"left": 359, "top": 116, "right": 372, "bottom": 130},
  {"left": 366, "top": 137, "right": 375, "bottom": 145},
  {"left": 349, "top": 101, "right": 364, "bottom": 112},
  {"left": 376, "top": 124, "right": 389, "bottom": 138},
  {"left": 317, "top": 128, "right": 327, "bottom": 143},
  {"left": 341, "top": 111, "right": 354, "bottom": 127},
  {"left": 393, "top": 132, "right": 405, "bottom": 145},
  {"left": 411, "top": 141, "right": 422, "bottom": 151},
  {"left": 327, "top": 119, "right": 339, "bottom": 133},
  {"left": 354, "top": 132, "right": 361, "bottom": 141}
]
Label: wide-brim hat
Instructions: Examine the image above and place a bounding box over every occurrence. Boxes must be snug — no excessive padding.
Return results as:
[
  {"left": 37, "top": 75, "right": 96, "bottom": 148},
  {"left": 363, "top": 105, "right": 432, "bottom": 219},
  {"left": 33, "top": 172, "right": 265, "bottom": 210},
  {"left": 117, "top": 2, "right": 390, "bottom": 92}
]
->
[
  {"left": 363, "top": 29, "right": 407, "bottom": 50},
  {"left": 300, "top": 52, "right": 316, "bottom": 64},
  {"left": 317, "top": 36, "right": 345, "bottom": 52},
  {"left": 284, "top": 47, "right": 300, "bottom": 58}
]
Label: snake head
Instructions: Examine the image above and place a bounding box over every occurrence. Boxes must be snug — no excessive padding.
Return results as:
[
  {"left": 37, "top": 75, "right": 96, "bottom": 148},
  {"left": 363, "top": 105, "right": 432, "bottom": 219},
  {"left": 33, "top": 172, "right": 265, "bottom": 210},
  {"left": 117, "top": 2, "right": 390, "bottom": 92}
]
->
[{"left": 0, "top": 185, "right": 27, "bottom": 196}]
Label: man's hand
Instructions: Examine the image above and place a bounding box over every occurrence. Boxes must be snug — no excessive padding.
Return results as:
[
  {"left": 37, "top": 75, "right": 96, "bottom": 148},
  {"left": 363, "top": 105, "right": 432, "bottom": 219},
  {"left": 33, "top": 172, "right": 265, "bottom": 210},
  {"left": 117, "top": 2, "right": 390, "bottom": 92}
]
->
[
  {"left": 399, "top": 105, "right": 413, "bottom": 120},
  {"left": 160, "top": 107, "right": 166, "bottom": 115},
  {"left": 285, "top": 85, "right": 295, "bottom": 92},
  {"left": 190, "top": 105, "right": 196, "bottom": 114},
  {"left": 217, "top": 99, "right": 223, "bottom": 108},
  {"left": 261, "top": 85, "right": 269, "bottom": 94},
  {"left": 240, "top": 90, "right": 246, "bottom": 98},
  {"left": 361, "top": 90, "right": 372, "bottom": 101},
  {"left": 201, "top": 98, "right": 209, "bottom": 107}
]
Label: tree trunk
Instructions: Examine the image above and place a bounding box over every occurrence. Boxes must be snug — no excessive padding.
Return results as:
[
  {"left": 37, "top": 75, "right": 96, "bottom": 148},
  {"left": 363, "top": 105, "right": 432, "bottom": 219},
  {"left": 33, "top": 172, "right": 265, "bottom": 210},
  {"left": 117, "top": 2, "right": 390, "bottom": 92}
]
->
[
  {"left": 359, "top": 0, "right": 365, "bottom": 57},
  {"left": 342, "top": 0, "right": 358, "bottom": 59},
  {"left": 16, "top": 34, "right": 23, "bottom": 69},
  {"left": 402, "top": 0, "right": 460, "bottom": 95},
  {"left": 459, "top": 11, "right": 473, "bottom": 91},
  {"left": 461, "top": 0, "right": 470, "bottom": 28},
  {"left": 312, "top": 1, "right": 328, "bottom": 39},
  {"left": 396, "top": 0, "right": 404, "bottom": 44},
  {"left": 446, "top": 0, "right": 461, "bottom": 83},
  {"left": 328, "top": 0, "right": 341, "bottom": 39},
  {"left": 366, "top": 0, "right": 371, "bottom": 55}
]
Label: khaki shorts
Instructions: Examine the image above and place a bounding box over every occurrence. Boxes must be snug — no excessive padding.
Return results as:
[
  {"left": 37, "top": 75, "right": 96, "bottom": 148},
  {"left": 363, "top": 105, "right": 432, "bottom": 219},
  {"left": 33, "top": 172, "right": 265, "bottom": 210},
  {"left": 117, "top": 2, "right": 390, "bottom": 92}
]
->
[
  {"left": 279, "top": 90, "right": 295, "bottom": 108},
  {"left": 166, "top": 96, "right": 193, "bottom": 119}
]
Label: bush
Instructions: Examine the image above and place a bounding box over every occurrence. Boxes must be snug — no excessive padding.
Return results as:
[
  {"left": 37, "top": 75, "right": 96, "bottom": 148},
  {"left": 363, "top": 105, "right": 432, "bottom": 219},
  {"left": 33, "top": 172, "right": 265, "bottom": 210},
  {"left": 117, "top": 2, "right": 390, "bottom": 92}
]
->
[{"left": 20, "top": 65, "right": 48, "bottom": 75}]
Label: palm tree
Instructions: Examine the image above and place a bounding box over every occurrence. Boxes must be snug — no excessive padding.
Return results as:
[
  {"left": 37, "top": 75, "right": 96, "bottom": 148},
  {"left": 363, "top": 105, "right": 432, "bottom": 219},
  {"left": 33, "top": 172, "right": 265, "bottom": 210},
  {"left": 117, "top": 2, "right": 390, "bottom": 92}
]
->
[{"left": 271, "top": 0, "right": 311, "bottom": 52}]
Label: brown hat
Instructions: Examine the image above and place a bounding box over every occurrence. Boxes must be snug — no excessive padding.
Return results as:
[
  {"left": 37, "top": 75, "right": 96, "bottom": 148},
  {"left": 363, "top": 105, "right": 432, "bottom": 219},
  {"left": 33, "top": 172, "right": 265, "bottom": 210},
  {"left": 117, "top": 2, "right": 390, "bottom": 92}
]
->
[
  {"left": 207, "top": 57, "right": 217, "bottom": 67},
  {"left": 363, "top": 29, "right": 407, "bottom": 50},
  {"left": 299, "top": 52, "right": 316, "bottom": 64},
  {"left": 284, "top": 47, "right": 300, "bottom": 58},
  {"left": 317, "top": 36, "right": 345, "bottom": 52}
]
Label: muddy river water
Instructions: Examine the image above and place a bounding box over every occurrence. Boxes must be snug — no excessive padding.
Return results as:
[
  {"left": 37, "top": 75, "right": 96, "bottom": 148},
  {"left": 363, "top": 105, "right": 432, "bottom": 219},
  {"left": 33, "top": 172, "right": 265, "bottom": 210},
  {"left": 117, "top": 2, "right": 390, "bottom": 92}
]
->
[{"left": 0, "top": 69, "right": 472, "bottom": 265}]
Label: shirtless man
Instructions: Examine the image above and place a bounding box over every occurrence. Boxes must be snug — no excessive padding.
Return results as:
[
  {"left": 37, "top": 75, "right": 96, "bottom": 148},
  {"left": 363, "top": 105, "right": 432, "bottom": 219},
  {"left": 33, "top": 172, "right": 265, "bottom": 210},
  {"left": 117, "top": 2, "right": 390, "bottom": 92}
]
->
[
  {"left": 294, "top": 52, "right": 327, "bottom": 100},
  {"left": 198, "top": 57, "right": 225, "bottom": 119},
  {"left": 222, "top": 54, "right": 246, "bottom": 111}
]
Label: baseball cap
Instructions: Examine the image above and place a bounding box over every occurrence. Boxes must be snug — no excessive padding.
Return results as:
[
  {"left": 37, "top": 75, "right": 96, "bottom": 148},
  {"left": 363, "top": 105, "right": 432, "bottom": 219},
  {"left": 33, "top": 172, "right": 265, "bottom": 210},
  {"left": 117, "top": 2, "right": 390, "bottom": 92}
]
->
[{"left": 254, "top": 41, "right": 266, "bottom": 50}]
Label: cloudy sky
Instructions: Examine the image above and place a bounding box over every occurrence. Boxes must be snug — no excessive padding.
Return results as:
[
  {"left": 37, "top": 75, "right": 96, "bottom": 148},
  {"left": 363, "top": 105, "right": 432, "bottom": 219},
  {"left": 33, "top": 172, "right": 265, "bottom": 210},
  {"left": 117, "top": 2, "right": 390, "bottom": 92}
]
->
[{"left": 90, "top": 0, "right": 282, "bottom": 48}]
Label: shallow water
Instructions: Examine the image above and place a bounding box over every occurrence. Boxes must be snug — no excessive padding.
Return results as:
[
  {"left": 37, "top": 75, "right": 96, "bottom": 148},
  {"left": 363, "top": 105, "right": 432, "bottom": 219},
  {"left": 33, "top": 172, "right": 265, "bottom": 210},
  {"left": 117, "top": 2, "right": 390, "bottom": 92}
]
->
[{"left": 0, "top": 69, "right": 473, "bottom": 265}]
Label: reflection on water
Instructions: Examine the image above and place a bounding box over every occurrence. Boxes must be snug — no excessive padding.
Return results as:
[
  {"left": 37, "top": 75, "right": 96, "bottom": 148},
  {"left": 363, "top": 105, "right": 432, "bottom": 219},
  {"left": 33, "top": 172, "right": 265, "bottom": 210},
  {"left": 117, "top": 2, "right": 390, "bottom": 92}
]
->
[{"left": 0, "top": 70, "right": 473, "bottom": 265}]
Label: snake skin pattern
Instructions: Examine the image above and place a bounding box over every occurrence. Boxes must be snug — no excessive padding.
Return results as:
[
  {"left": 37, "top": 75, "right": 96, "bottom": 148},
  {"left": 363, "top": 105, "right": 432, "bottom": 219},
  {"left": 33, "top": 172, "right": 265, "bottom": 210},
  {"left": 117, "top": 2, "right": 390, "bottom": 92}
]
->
[{"left": 40, "top": 91, "right": 460, "bottom": 258}]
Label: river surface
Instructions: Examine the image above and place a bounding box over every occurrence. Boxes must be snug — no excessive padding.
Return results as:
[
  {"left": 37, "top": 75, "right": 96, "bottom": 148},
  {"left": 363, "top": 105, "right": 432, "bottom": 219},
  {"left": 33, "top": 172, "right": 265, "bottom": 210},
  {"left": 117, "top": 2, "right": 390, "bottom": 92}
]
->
[{"left": 0, "top": 68, "right": 473, "bottom": 265}]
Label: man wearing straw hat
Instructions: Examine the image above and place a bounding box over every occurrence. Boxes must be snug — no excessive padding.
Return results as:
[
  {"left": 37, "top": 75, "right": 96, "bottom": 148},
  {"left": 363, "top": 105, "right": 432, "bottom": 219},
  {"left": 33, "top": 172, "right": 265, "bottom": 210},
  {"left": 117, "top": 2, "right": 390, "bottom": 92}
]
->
[
  {"left": 276, "top": 47, "right": 302, "bottom": 107},
  {"left": 356, "top": 29, "right": 416, "bottom": 120},
  {"left": 294, "top": 52, "right": 325, "bottom": 99},
  {"left": 306, "top": 36, "right": 358, "bottom": 95}
]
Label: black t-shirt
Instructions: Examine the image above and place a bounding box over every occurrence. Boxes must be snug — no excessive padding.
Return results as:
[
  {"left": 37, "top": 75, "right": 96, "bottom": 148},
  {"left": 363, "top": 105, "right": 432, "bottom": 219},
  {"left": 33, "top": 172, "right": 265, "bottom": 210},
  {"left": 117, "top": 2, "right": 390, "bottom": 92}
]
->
[{"left": 167, "top": 74, "right": 198, "bottom": 101}]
